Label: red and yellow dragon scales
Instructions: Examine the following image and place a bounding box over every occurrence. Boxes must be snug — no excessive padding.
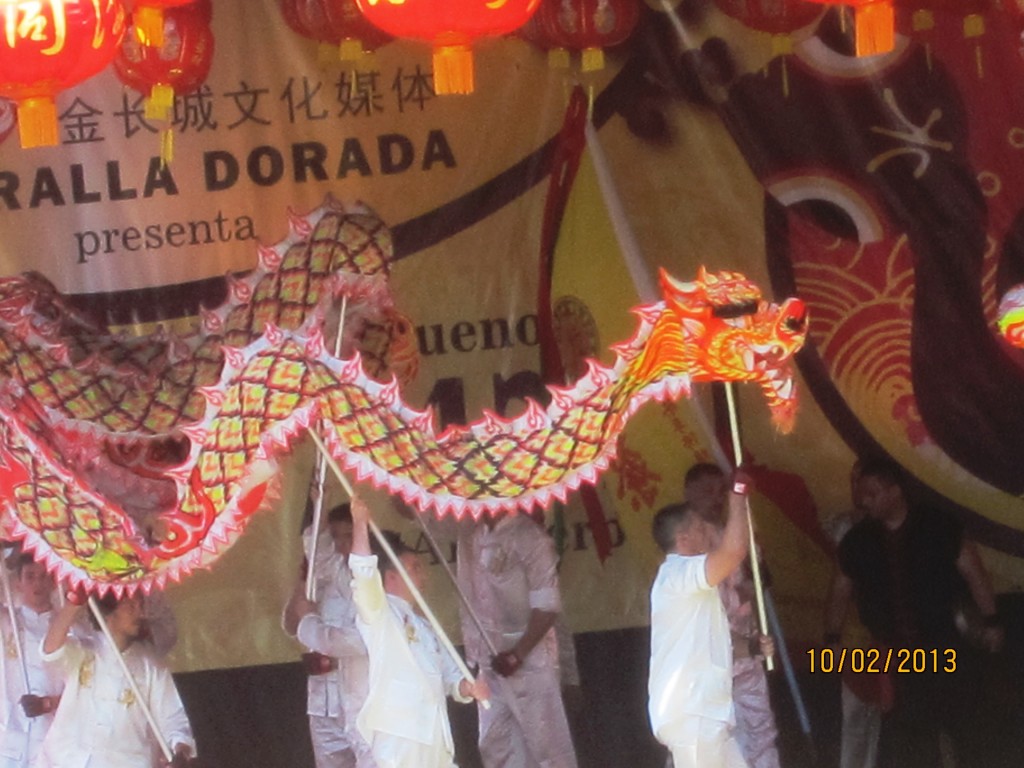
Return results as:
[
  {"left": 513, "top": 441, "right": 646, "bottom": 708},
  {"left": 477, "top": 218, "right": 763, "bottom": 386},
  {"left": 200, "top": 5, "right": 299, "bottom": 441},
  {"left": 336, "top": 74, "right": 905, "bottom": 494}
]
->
[
  {"left": 0, "top": 199, "right": 808, "bottom": 595},
  {"left": 999, "top": 286, "right": 1024, "bottom": 350}
]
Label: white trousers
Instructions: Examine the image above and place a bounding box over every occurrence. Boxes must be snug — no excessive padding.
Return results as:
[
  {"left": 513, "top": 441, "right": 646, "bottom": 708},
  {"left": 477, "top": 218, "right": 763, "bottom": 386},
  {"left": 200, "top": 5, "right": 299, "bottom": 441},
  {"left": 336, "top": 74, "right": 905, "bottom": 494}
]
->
[
  {"left": 664, "top": 716, "right": 749, "bottom": 768},
  {"left": 368, "top": 731, "right": 456, "bottom": 768}
]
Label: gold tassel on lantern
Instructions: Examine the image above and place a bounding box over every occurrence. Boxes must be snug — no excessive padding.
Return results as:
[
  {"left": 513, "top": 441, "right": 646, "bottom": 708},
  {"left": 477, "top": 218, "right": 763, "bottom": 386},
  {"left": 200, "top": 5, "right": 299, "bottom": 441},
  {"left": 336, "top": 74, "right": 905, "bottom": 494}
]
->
[
  {"left": 316, "top": 42, "right": 337, "bottom": 69},
  {"left": 339, "top": 39, "right": 367, "bottom": 64},
  {"left": 547, "top": 47, "right": 571, "bottom": 70},
  {"left": 159, "top": 127, "right": 174, "bottom": 167},
  {"left": 964, "top": 14, "right": 985, "bottom": 78},
  {"left": 144, "top": 83, "right": 175, "bottom": 122},
  {"left": 134, "top": 6, "right": 167, "bottom": 47},
  {"left": 580, "top": 47, "right": 605, "bottom": 72},
  {"left": 432, "top": 35, "right": 474, "bottom": 95},
  {"left": 16, "top": 97, "right": 59, "bottom": 148},
  {"left": 769, "top": 33, "right": 794, "bottom": 99},
  {"left": 912, "top": 10, "right": 935, "bottom": 71},
  {"left": 854, "top": 1, "right": 895, "bottom": 57}
]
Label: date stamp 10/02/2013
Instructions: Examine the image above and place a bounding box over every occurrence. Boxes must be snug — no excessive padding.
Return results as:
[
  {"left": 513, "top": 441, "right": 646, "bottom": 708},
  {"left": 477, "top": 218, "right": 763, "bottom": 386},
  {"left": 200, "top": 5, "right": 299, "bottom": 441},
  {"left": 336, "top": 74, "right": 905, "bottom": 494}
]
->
[{"left": 807, "top": 647, "right": 957, "bottom": 674}]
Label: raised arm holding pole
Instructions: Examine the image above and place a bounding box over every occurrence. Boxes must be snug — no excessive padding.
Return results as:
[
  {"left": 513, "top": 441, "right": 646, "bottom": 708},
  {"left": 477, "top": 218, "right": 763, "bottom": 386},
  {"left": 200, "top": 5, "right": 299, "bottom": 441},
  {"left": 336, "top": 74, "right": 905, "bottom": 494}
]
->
[
  {"left": 724, "top": 381, "right": 774, "bottom": 672},
  {"left": 85, "top": 596, "right": 176, "bottom": 764},
  {"left": 308, "top": 429, "right": 489, "bottom": 708},
  {"left": 389, "top": 498, "right": 501, "bottom": 659}
]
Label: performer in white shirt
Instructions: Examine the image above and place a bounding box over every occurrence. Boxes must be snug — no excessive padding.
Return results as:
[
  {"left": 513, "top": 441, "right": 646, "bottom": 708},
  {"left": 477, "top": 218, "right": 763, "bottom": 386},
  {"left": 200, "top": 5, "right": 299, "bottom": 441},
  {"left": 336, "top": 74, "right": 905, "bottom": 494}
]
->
[
  {"left": 285, "top": 503, "right": 374, "bottom": 767},
  {"left": 683, "top": 464, "right": 779, "bottom": 768},
  {"left": 456, "top": 513, "right": 578, "bottom": 768},
  {"left": 37, "top": 592, "right": 195, "bottom": 768},
  {"left": 0, "top": 553, "right": 62, "bottom": 768},
  {"left": 648, "top": 471, "right": 752, "bottom": 768},
  {"left": 347, "top": 495, "right": 487, "bottom": 768}
]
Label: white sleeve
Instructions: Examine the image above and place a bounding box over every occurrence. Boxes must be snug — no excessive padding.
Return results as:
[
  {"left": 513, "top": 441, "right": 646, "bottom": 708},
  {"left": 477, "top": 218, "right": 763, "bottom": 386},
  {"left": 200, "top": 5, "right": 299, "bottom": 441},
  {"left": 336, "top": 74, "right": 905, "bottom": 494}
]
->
[
  {"left": 659, "top": 555, "right": 710, "bottom": 595},
  {"left": 517, "top": 525, "right": 562, "bottom": 612},
  {"left": 296, "top": 613, "right": 365, "bottom": 658},
  {"left": 149, "top": 663, "right": 195, "bottom": 754},
  {"left": 348, "top": 553, "right": 386, "bottom": 625},
  {"left": 441, "top": 644, "right": 471, "bottom": 704},
  {"left": 40, "top": 635, "right": 86, "bottom": 673}
]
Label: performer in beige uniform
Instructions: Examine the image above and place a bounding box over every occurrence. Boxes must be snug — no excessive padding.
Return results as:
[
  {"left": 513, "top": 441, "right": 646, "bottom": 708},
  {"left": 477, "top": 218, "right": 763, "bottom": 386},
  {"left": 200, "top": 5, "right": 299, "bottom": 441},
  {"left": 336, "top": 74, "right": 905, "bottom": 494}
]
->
[
  {"left": 456, "top": 513, "right": 578, "bottom": 768},
  {"left": 0, "top": 554, "right": 62, "bottom": 768},
  {"left": 285, "top": 504, "right": 374, "bottom": 768}
]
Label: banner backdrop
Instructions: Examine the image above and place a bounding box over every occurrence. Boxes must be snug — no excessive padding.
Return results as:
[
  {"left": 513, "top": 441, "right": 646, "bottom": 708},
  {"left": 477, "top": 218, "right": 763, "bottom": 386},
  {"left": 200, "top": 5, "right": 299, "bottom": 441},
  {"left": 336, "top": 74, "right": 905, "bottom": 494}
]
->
[{"left": 1, "top": 0, "right": 1023, "bottom": 672}]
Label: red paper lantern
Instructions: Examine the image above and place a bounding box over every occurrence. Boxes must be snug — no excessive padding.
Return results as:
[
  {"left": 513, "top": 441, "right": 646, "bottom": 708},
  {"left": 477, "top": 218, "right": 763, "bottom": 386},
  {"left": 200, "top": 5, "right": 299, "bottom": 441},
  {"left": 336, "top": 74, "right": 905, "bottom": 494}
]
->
[
  {"left": 114, "top": 0, "right": 213, "bottom": 121},
  {"left": 354, "top": 0, "right": 542, "bottom": 94},
  {"left": 0, "top": 0, "right": 127, "bottom": 148},
  {"left": 280, "top": 0, "right": 392, "bottom": 63},
  {"left": 800, "top": 0, "right": 894, "bottom": 56},
  {"left": 128, "top": 0, "right": 196, "bottom": 47},
  {"left": 713, "top": 0, "right": 821, "bottom": 35},
  {"left": 529, "top": 0, "right": 640, "bottom": 71}
]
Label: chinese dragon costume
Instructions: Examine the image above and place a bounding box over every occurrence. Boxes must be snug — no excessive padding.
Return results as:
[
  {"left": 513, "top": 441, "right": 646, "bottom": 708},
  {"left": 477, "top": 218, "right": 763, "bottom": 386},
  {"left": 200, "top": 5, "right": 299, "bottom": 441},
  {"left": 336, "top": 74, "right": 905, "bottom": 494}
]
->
[{"left": 0, "top": 198, "right": 807, "bottom": 595}]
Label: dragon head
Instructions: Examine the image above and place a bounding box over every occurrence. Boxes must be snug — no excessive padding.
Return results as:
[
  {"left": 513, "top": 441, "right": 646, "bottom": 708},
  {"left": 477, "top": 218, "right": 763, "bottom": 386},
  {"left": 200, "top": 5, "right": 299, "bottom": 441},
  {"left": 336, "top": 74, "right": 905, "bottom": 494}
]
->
[
  {"left": 660, "top": 266, "right": 762, "bottom": 318},
  {"left": 652, "top": 267, "right": 809, "bottom": 431}
]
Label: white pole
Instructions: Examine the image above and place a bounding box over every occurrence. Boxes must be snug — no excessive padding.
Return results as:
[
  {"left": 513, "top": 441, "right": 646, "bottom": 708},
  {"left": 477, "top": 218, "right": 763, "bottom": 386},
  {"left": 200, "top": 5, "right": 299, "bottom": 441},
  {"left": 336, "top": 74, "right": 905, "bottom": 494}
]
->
[
  {"left": 306, "top": 295, "right": 349, "bottom": 601},
  {"left": 0, "top": 555, "right": 31, "bottom": 693},
  {"left": 401, "top": 507, "right": 500, "bottom": 658},
  {"left": 0, "top": 553, "right": 33, "bottom": 761},
  {"left": 308, "top": 430, "right": 490, "bottom": 709},
  {"left": 724, "top": 382, "right": 774, "bottom": 672}
]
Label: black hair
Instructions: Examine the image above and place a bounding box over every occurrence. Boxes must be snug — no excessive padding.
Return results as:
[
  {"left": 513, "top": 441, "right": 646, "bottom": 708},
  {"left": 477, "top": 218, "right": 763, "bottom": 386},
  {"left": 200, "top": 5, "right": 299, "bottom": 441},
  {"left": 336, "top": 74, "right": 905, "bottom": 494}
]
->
[
  {"left": 11, "top": 552, "right": 38, "bottom": 578},
  {"left": 857, "top": 457, "right": 906, "bottom": 489},
  {"left": 651, "top": 502, "right": 699, "bottom": 553},
  {"left": 371, "top": 529, "right": 411, "bottom": 575},
  {"left": 327, "top": 503, "right": 352, "bottom": 525},
  {"left": 86, "top": 592, "right": 122, "bottom": 631},
  {"left": 683, "top": 462, "right": 724, "bottom": 488}
]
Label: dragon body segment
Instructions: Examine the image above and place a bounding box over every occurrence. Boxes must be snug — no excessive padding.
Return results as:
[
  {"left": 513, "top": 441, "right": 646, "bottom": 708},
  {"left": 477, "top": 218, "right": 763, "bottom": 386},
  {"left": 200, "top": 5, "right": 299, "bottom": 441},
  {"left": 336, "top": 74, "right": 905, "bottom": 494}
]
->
[
  {"left": 999, "top": 285, "right": 1024, "bottom": 349},
  {"left": 0, "top": 199, "right": 807, "bottom": 594}
]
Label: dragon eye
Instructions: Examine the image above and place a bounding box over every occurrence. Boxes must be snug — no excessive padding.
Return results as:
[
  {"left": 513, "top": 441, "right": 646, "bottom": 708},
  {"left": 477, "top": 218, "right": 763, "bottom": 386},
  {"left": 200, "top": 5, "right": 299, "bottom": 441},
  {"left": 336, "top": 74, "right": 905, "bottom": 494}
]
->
[{"left": 711, "top": 300, "right": 758, "bottom": 319}]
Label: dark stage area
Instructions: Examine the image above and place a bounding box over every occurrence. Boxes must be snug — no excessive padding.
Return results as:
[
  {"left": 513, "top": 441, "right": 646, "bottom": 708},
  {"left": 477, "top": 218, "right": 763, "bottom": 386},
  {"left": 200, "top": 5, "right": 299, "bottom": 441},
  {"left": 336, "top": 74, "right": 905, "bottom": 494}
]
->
[{"left": 175, "top": 595, "right": 1024, "bottom": 768}]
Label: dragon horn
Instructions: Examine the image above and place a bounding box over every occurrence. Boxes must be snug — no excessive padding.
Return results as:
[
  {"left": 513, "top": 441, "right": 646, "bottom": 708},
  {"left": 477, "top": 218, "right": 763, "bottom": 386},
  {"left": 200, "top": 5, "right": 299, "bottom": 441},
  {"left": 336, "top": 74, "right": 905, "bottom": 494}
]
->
[
  {"left": 656, "top": 267, "right": 675, "bottom": 298},
  {"left": 658, "top": 267, "right": 703, "bottom": 298},
  {"left": 658, "top": 267, "right": 700, "bottom": 313}
]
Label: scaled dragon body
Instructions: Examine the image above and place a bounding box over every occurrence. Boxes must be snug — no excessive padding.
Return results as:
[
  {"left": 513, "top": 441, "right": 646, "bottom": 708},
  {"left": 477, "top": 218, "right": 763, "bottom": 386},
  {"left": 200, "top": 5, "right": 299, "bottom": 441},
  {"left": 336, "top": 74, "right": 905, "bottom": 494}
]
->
[
  {"left": 0, "top": 200, "right": 807, "bottom": 594},
  {"left": 999, "top": 285, "right": 1024, "bottom": 349}
]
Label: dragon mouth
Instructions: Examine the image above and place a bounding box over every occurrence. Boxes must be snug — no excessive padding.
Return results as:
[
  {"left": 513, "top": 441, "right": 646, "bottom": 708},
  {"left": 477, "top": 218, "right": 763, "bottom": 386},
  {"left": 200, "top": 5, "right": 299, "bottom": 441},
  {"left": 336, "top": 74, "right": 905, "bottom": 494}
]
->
[
  {"left": 741, "top": 344, "right": 796, "bottom": 400},
  {"left": 767, "top": 371, "right": 795, "bottom": 401}
]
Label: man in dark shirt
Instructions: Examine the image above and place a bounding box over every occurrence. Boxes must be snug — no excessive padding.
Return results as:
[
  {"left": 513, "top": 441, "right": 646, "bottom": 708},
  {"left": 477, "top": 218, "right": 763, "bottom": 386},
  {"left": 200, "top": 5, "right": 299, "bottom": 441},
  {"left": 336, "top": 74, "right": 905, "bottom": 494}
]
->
[{"left": 823, "top": 457, "right": 1002, "bottom": 768}]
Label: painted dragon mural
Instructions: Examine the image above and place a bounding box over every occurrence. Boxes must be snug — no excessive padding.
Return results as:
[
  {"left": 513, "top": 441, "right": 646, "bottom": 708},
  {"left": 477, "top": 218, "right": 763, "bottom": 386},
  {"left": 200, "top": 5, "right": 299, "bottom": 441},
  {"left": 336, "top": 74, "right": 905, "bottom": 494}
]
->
[
  {"left": 0, "top": 199, "right": 806, "bottom": 595},
  {"left": 612, "top": 3, "right": 1024, "bottom": 554}
]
